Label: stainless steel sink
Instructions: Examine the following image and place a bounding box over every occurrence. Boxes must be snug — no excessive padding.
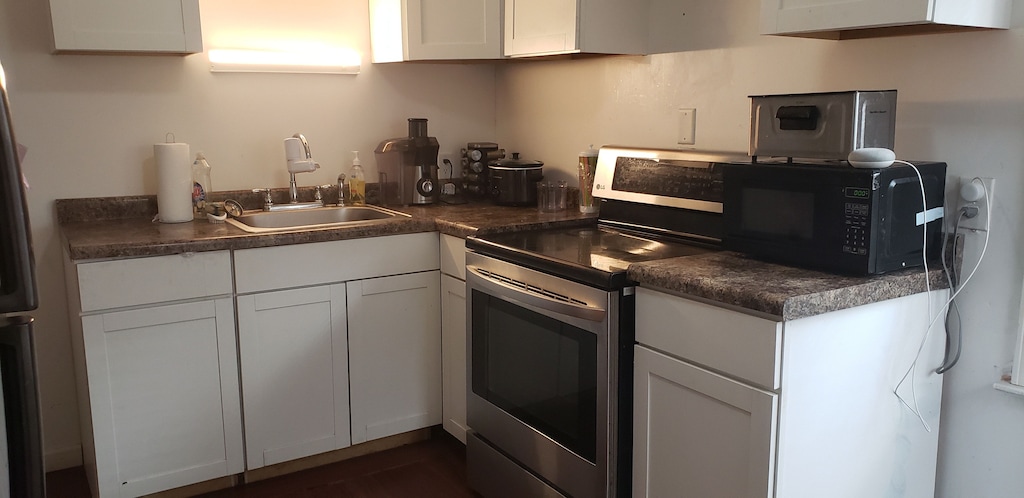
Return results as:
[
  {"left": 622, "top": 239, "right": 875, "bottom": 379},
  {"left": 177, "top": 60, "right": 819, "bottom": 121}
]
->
[{"left": 226, "top": 205, "right": 410, "bottom": 233}]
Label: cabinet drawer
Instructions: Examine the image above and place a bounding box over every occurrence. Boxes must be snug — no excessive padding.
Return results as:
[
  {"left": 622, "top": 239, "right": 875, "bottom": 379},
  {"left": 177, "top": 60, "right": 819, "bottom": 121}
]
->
[
  {"left": 636, "top": 287, "right": 782, "bottom": 390},
  {"left": 440, "top": 234, "right": 466, "bottom": 280},
  {"left": 234, "top": 232, "right": 440, "bottom": 294},
  {"left": 76, "top": 251, "right": 232, "bottom": 312}
]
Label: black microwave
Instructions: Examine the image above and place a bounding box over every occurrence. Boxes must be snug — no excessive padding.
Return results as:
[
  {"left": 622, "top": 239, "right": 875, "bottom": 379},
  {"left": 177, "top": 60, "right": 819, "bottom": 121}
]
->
[{"left": 722, "top": 161, "right": 947, "bottom": 275}]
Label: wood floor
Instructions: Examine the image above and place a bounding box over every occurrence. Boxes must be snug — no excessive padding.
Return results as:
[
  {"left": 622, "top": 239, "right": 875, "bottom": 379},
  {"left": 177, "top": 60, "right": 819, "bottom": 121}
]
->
[{"left": 45, "top": 433, "right": 477, "bottom": 498}]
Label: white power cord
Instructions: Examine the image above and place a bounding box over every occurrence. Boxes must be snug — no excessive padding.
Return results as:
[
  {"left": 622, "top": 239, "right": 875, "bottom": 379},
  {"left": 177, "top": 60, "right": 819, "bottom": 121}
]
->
[
  {"left": 893, "top": 170, "right": 992, "bottom": 432},
  {"left": 891, "top": 159, "right": 933, "bottom": 431}
]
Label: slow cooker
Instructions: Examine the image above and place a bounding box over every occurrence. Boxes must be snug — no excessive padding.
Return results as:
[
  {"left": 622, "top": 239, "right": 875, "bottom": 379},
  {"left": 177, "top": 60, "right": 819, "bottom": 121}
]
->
[{"left": 489, "top": 153, "right": 543, "bottom": 206}]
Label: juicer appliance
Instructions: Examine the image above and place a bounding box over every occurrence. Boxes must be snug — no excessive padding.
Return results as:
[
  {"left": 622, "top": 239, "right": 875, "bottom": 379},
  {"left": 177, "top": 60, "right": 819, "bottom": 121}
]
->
[{"left": 374, "top": 118, "right": 440, "bottom": 206}]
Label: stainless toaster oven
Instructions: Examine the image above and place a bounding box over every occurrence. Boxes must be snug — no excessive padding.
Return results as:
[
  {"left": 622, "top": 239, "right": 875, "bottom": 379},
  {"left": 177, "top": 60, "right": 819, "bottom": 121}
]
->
[{"left": 749, "top": 90, "right": 897, "bottom": 161}]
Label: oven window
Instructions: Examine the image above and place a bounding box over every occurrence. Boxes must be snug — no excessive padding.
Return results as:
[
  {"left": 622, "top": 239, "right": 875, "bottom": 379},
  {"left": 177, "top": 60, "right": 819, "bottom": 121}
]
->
[
  {"left": 741, "top": 187, "right": 815, "bottom": 241},
  {"left": 471, "top": 290, "right": 598, "bottom": 462}
]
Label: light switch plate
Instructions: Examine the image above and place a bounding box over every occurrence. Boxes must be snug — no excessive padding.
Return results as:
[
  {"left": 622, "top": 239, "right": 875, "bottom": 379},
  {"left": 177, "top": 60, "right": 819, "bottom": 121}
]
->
[{"left": 678, "top": 108, "right": 696, "bottom": 145}]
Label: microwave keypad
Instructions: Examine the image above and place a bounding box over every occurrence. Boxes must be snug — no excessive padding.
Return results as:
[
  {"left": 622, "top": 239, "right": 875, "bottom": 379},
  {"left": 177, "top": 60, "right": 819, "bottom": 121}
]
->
[{"left": 843, "top": 203, "right": 869, "bottom": 255}]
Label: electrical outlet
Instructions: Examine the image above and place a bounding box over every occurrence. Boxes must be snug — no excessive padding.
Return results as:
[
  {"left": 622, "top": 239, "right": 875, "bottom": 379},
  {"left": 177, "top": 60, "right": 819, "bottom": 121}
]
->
[
  {"left": 958, "top": 176, "right": 995, "bottom": 232},
  {"left": 677, "top": 108, "right": 696, "bottom": 145},
  {"left": 438, "top": 152, "right": 456, "bottom": 179}
]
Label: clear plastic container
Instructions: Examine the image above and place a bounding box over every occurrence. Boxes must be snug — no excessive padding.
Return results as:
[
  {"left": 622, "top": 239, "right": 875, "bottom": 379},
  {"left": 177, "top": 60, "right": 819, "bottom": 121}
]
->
[
  {"left": 578, "top": 145, "right": 599, "bottom": 214},
  {"left": 537, "top": 180, "right": 567, "bottom": 212}
]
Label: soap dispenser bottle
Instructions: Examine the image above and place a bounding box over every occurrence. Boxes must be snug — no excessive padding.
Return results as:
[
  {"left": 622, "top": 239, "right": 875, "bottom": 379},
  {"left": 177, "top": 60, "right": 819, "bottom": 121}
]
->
[{"left": 349, "top": 151, "right": 365, "bottom": 205}]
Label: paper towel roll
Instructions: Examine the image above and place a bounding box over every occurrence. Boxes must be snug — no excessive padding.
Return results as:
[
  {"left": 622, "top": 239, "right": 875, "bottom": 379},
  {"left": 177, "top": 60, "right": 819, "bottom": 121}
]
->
[{"left": 154, "top": 142, "right": 192, "bottom": 223}]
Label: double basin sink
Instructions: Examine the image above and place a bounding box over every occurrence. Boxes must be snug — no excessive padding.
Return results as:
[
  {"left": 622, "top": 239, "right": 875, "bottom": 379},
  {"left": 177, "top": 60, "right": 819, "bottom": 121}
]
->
[{"left": 226, "top": 205, "right": 410, "bottom": 233}]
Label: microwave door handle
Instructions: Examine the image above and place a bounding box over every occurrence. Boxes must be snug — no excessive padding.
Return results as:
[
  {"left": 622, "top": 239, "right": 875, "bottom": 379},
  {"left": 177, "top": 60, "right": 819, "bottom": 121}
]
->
[{"left": 467, "top": 266, "right": 606, "bottom": 323}]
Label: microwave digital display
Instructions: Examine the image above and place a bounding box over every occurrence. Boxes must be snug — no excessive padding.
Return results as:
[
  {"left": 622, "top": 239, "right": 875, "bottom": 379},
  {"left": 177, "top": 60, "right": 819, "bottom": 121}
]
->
[
  {"left": 845, "top": 187, "right": 871, "bottom": 199},
  {"left": 740, "top": 188, "right": 815, "bottom": 240}
]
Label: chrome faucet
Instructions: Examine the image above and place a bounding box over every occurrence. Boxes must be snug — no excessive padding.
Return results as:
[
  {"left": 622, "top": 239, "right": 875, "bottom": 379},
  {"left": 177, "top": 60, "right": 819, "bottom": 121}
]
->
[
  {"left": 337, "top": 173, "right": 347, "bottom": 206},
  {"left": 280, "top": 133, "right": 323, "bottom": 210},
  {"left": 295, "top": 133, "right": 312, "bottom": 159}
]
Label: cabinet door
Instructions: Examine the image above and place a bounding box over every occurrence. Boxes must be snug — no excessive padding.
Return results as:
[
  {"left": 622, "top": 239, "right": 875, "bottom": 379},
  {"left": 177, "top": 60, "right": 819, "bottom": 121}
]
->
[
  {"left": 633, "top": 346, "right": 778, "bottom": 498},
  {"left": 759, "top": 0, "right": 1010, "bottom": 34},
  {"left": 81, "top": 299, "right": 242, "bottom": 497},
  {"left": 762, "top": 0, "right": 929, "bottom": 34},
  {"left": 237, "top": 284, "right": 350, "bottom": 470},
  {"left": 349, "top": 271, "right": 441, "bottom": 444},
  {"left": 48, "top": 0, "right": 202, "bottom": 53},
  {"left": 440, "top": 273, "right": 468, "bottom": 443},
  {"left": 369, "top": 0, "right": 501, "bottom": 62},
  {"left": 409, "top": 0, "right": 502, "bottom": 60},
  {"left": 504, "top": 0, "right": 578, "bottom": 56},
  {"left": 439, "top": 234, "right": 466, "bottom": 280}
]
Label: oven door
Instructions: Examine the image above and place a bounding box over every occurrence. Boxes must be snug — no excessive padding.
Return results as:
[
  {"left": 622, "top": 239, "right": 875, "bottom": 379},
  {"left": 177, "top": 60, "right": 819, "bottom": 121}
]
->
[{"left": 466, "top": 252, "right": 618, "bottom": 498}]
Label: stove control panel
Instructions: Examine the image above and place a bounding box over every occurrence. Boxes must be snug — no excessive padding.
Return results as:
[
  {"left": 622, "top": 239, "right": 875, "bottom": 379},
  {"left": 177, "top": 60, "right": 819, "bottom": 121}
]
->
[{"left": 592, "top": 146, "right": 749, "bottom": 214}]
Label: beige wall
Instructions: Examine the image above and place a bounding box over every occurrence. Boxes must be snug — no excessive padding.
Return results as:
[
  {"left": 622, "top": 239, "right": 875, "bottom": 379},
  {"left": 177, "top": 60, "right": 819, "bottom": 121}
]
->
[
  {"left": 5, "top": 0, "right": 1024, "bottom": 495},
  {"left": 0, "top": 0, "right": 496, "bottom": 470},
  {"left": 495, "top": 1, "right": 1024, "bottom": 496}
]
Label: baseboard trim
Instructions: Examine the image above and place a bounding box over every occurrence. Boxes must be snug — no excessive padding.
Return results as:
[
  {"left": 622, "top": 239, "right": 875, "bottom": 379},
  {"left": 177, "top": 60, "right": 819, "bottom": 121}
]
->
[
  {"left": 45, "top": 428, "right": 439, "bottom": 496},
  {"left": 243, "top": 428, "right": 433, "bottom": 483},
  {"left": 45, "top": 445, "right": 83, "bottom": 472}
]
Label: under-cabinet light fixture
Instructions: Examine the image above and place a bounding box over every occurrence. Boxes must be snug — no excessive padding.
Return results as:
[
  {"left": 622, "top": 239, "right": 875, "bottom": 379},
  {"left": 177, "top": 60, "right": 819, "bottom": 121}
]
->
[{"left": 208, "top": 48, "right": 361, "bottom": 74}]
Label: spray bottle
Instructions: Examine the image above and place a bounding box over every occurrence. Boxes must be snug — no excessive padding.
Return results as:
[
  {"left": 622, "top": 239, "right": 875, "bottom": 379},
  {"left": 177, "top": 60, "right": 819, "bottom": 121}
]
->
[{"left": 191, "top": 152, "right": 212, "bottom": 218}]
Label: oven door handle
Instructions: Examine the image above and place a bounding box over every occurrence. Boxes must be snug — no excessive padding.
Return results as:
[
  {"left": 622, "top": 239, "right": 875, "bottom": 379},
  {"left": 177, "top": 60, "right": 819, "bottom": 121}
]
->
[{"left": 467, "top": 265, "right": 607, "bottom": 323}]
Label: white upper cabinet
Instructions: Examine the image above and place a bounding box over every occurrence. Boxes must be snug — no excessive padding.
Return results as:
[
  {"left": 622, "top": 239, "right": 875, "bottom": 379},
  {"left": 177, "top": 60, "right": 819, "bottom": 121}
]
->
[
  {"left": 369, "top": 0, "right": 502, "bottom": 62},
  {"left": 761, "top": 0, "right": 1013, "bottom": 38},
  {"left": 504, "top": 0, "right": 649, "bottom": 57},
  {"left": 48, "top": 0, "right": 202, "bottom": 53}
]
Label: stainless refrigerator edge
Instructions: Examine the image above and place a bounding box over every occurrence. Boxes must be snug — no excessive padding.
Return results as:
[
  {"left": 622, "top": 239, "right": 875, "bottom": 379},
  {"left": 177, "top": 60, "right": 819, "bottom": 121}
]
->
[{"left": 0, "top": 58, "right": 46, "bottom": 498}]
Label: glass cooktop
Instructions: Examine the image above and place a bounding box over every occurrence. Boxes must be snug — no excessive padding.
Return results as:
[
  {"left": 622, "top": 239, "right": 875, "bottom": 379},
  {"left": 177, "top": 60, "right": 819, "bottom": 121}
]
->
[{"left": 467, "top": 225, "right": 714, "bottom": 289}]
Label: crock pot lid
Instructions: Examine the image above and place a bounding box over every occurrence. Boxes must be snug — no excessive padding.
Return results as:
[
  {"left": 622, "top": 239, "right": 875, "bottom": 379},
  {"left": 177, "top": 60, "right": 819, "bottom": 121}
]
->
[
  {"left": 489, "top": 165, "right": 543, "bottom": 171},
  {"left": 495, "top": 152, "right": 543, "bottom": 168}
]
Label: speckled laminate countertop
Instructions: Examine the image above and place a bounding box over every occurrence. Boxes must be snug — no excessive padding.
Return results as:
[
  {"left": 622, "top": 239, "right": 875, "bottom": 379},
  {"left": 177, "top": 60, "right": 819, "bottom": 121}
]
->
[
  {"left": 628, "top": 251, "right": 947, "bottom": 320},
  {"left": 57, "top": 194, "right": 596, "bottom": 260},
  {"left": 58, "top": 193, "right": 949, "bottom": 320}
]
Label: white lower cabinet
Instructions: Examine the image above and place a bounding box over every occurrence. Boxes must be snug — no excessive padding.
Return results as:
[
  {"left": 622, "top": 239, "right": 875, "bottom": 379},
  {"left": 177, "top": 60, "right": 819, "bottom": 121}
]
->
[
  {"left": 633, "top": 345, "right": 777, "bottom": 498},
  {"left": 65, "top": 233, "right": 448, "bottom": 495},
  {"left": 65, "top": 250, "right": 242, "bottom": 498},
  {"left": 348, "top": 270, "right": 442, "bottom": 444},
  {"left": 633, "top": 287, "right": 946, "bottom": 498},
  {"left": 440, "top": 273, "right": 468, "bottom": 443},
  {"left": 439, "top": 234, "right": 468, "bottom": 443},
  {"left": 79, "top": 298, "right": 243, "bottom": 497},
  {"left": 236, "top": 284, "right": 351, "bottom": 469}
]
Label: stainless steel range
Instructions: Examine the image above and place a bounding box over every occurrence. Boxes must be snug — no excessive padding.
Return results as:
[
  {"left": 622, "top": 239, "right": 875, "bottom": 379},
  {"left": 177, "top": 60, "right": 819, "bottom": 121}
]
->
[{"left": 465, "top": 146, "right": 748, "bottom": 497}]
